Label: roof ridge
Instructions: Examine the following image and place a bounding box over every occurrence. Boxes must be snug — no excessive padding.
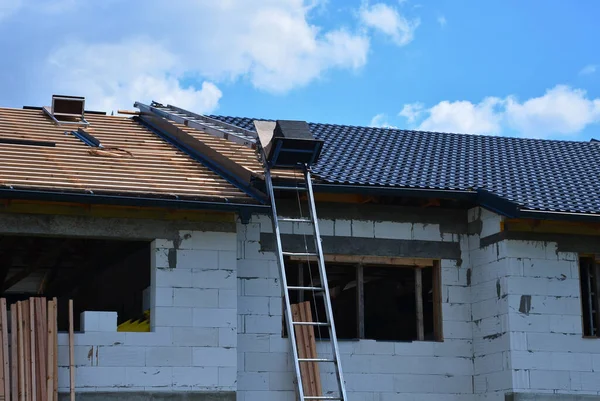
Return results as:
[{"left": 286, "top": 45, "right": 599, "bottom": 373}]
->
[{"left": 208, "top": 114, "right": 595, "bottom": 145}]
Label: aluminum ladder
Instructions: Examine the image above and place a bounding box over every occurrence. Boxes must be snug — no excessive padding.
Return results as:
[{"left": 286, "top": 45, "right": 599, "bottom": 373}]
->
[
  {"left": 264, "top": 165, "right": 347, "bottom": 401},
  {"left": 134, "top": 101, "right": 258, "bottom": 149}
]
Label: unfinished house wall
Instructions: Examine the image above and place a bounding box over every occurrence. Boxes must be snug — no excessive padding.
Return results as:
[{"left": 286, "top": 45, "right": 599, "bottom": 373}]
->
[
  {"left": 469, "top": 207, "right": 600, "bottom": 401},
  {"left": 0, "top": 213, "right": 238, "bottom": 400},
  {"left": 468, "top": 208, "right": 514, "bottom": 401},
  {"left": 236, "top": 205, "right": 474, "bottom": 401}
]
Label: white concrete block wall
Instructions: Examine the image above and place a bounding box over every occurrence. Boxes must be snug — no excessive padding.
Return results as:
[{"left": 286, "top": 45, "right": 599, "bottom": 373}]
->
[
  {"left": 56, "top": 229, "right": 238, "bottom": 393},
  {"left": 237, "top": 215, "right": 474, "bottom": 401},
  {"left": 469, "top": 208, "right": 513, "bottom": 401},
  {"left": 500, "top": 241, "right": 600, "bottom": 396}
]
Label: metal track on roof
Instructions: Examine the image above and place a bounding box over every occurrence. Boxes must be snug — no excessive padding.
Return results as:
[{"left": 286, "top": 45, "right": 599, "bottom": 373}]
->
[{"left": 134, "top": 101, "right": 258, "bottom": 149}]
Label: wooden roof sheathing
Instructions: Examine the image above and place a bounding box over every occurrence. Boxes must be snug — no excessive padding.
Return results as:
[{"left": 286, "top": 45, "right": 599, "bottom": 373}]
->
[{"left": 0, "top": 107, "right": 255, "bottom": 203}]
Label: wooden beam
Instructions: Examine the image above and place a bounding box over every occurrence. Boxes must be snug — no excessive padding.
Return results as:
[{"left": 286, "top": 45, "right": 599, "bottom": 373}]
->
[
  {"left": 356, "top": 264, "right": 365, "bottom": 339},
  {"left": 0, "top": 200, "right": 236, "bottom": 223},
  {"left": 10, "top": 303, "right": 17, "bottom": 401},
  {"left": 504, "top": 218, "right": 600, "bottom": 236},
  {"left": 289, "top": 254, "right": 435, "bottom": 267},
  {"left": 0, "top": 298, "right": 9, "bottom": 401},
  {"left": 45, "top": 301, "right": 54, "bottom": 401},
  {"left": 415, "top": 268, "right": 424, "bottom": 341},
  {"left": 17, "top": 303, "right": 25, "bottom": 401},
  {"left": 28, "top": 301, "right": 35, "bottom": 401},
  {"left": 52, "top": 299, "right": 57, "bottom": 401}
]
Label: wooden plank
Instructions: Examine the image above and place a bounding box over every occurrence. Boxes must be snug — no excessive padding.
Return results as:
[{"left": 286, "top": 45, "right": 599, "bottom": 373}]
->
[
  {"left": 17, "top": 303, "right": 25, "bottom": 401},
  {"left": 415, "top": 268, "right": 424, "bottom": 341},
  {"left": 39, "top": 300, "right": 46, "bottom": 401},
  {"left": 45, "top": 301, "right": 53, "bottom": 401},
  {"left": 291, "top": 302, "right": 322, "bottom": 397},
  {"left": 68, "top": 300, "right": 75, "bottom": 401},
  {"left": 432, "top": 261, "right": 444, "bottom": 342},
  {"left": 291, "top": 304, "right": 311, "bottom": 397},
  {"left": 22, "top": 301, "right": 30, "bottom": 401},
  {"left": 301, "top": 301, "right": 321, "bottom": 397},
  {"left": 0, "top": 299, "right": 7, "bottom": 401},
  {"left": 28, "top": 301, "right": 35, "bottom": 401},
  {"left": 289, "top": 254, "right": 435, "bottom": 267},
  {"left": 52, "top": 299, "right": 57, "bottom": 401},
  {"left": 10, "top": 304, "right": 17, "bottom": 401},
  {"left": 298, "top": 303, "right": 316, "bottom": 397},
  {"left": 34, "top": 300, "right": 46, "bottom": 401},
  {"left": 356, "top": 264, "right": 365, "bottom": 339}
]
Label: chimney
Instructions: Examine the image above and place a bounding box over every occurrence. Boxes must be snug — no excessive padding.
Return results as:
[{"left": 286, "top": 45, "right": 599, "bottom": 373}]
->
[{"left": 43, "top": 95, "right": 89, "bottom": 126}]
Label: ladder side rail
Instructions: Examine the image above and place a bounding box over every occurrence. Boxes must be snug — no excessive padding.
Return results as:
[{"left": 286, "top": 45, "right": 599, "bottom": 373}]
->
[
  {"left": 264, "top": 167, "right": 306, "bottom": 401},
  {"left": 166, "top": 104, "right": 258, "bottom": 140},
  {"left": 135, "top": 102, "right": 257, "bottom": 149},
  {"left": 304, "top": 167, "right": 348, "bottom": 401}
]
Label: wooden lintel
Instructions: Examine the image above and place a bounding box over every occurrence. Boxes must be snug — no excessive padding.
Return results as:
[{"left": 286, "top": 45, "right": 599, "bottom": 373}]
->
[
  {"left": 0, "top": 199, "right": 235, "bottom": 223},
  {"left": 289, "top": 254, "right": 435, "bottom": 267},
  {"left": 504, "top": 218, "right": 600, "bottom": 237}
]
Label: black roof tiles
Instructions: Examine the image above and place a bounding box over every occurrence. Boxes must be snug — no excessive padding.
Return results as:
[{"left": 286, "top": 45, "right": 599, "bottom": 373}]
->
[{"left": 211, "top": 115, "right": 600, "bottom": 216}]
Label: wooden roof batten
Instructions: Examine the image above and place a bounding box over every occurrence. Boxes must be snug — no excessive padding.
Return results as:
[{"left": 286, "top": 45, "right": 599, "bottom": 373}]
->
[{"left": 134, "top": 101, "right": 268, "bottom": 204}]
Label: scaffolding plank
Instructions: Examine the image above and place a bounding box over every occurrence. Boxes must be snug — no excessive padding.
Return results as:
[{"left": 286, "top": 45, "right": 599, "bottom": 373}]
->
[{"left": 0, "top": 299, "right": 8, "bottom": 401}]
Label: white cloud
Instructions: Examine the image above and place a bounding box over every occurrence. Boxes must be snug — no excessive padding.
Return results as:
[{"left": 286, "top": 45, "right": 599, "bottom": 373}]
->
[
  {"left": 399, "top": 85, "right": 600, "bottom": 137},
  {"left": 418, "top": 97, "right": 504, "bottom": 134},
  {"left": 359, "top": 2, "right": 419, "bottom": 46},
  {"left": 1, "top": 0, "right": 373, "bottom": 112},
  {"left": 370, "top": 113, "right": 397, "bottom": 128},
  {"left": 505, "top": 85, "right": 600, "bottom": 136},
  {"left": 398, "top": 102, "right": 424, "bottom": 123},
  {"left": 437, "top": 15, "right": 447, "bottom": 27},
  {"left": 580, "top": 64, "right": 597, "bottom": 75},
  {"left": 47, "top": 39, "right": 222, "bottom": 113}
]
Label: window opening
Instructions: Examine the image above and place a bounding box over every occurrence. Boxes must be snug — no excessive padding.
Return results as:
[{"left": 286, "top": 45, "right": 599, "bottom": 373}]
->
[
  {"left": 580, "top": 256, "right": 600, "bottom": 337},
  {"left": 285, "top": 259, "right": 442, "bottom": 341},
  {"left": 0, "top": 235, "right": 150, "bottom": 332}
]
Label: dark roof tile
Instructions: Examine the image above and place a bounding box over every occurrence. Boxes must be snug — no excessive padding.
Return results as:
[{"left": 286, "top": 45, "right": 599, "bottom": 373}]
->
[{"left": 211, "top": 115, "right": 600, "bottom": 215}]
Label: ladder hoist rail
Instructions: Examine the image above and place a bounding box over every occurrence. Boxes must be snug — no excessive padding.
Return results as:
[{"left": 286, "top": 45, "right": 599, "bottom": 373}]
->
[
  {"left": 134, "top": 101, "right": 258, "bottom": 149},
  {"left": 133, "top": 101, "right": 347, "bottom": 400},
  {"left": 265, "top": 165, "right": 347, "bottom": 401}
]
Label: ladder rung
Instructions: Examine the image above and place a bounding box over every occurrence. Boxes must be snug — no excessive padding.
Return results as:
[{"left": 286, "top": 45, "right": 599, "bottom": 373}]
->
[
  {"left": 272, "top": 185, "right": 307, "bottom": 191},
  {"left": 282, "top": 252, "right": 317, "bottom": 257},
  {"left": 298, "top": 358, "right": 336, "bottom": 363},
  {"left": 278, "top": 217, "right": 312, "bottom": 223},
  {"left": 304, "top": 397, "right": 343, "bottom": 400},
  {"left": 288, "top": 286, "right": 324, "bottom": 291},
  {"left": 292, "top": 321, "right": 330, "bottom": 326}
]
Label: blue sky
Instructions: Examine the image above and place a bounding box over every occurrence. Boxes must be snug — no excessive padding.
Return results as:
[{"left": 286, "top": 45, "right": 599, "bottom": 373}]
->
[{"left": 0, "top": 0, "right": 599, "bottom": 139}]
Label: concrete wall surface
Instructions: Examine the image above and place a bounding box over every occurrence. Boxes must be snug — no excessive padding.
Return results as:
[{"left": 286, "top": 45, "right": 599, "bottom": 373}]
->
[
  {"left": 4, "top": 206, "right": 600, "bottom": 400},
  {"left": 236, "top": 212, "right": 474, "bottom": 401}
]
